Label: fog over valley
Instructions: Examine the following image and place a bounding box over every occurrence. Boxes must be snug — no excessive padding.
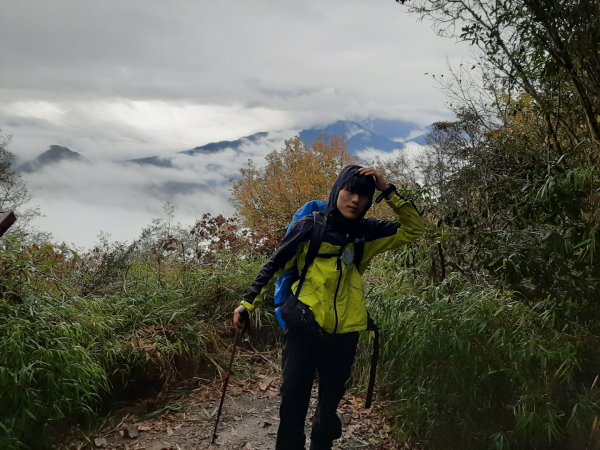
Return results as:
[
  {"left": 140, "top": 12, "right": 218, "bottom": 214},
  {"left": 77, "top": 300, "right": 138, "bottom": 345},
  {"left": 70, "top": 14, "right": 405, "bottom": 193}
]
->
[{"left": 17, "top": 120, "right": 427, "bottom": 246}]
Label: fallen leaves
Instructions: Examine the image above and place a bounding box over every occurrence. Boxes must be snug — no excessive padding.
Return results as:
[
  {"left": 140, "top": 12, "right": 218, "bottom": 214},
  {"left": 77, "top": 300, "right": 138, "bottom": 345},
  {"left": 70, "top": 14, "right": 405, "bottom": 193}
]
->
[
  {"left": 93, "top": 437, "right": 107, "bottom": 447},
  {"left": 258, "top": 376, "right": 276, "bottom": 392},
  {"left": 69, "top": 355, "right": 409, "bottom": 450},
  {"left": 118, "top": 427, "right": 139, "bottom": 439}
]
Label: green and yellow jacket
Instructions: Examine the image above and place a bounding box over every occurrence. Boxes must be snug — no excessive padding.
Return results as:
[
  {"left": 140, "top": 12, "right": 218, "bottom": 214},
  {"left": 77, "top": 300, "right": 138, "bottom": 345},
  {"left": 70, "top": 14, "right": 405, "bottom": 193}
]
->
[{"left": 241, "top": 191, "right": 425, "bottom": 334}]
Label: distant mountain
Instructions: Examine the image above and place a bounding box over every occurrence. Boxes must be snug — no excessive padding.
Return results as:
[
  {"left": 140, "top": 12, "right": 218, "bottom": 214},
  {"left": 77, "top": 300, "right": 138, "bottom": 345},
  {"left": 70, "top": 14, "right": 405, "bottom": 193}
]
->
[
  {"left": 26, "top": 119, "right": 429, "bottom": 174},
  {"left": 299, "top": 120, "right": 409, "bottom": 152},
  {"left": 20, "top": 119, "right": 432, "bottom": 208},
  {"left": 18, "top": 145, "right": 85, "bottom": 173},
  {"left": 180, "top": 132, "right": 269, "bottom": 156},
  {"left": 127, "top": 132, "right": 271, "bottom": 167},
  {"left": 360, "top": 118, "right": 422, "bottom": 140},
  {"left": 127, "top": 119, "right": 426, "bottom": 170},
  {"left": 126, "top": 156, "right": 175, "bottom": 168},
  {"left": 406, "top": 132, "right": 429, "bottom": 145}
]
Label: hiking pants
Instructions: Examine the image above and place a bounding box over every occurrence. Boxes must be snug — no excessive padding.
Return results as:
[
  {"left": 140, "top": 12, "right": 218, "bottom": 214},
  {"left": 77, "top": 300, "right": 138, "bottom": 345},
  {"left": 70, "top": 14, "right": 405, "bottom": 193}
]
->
[{"left": 275, "top": 327, "right": 359, "bottom": 450}]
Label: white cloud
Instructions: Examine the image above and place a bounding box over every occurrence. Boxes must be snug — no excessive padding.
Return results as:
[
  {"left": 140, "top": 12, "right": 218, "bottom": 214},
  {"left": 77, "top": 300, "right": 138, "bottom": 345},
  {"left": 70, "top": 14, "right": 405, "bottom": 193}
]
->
[
  {"left": 1, "top": 0, "right": 471, "bottom": 246},
  {"left": 21, "top": 131, "right": 297, "bottom": 246},
  {"left": 26, "top": 160, "right": 235, "bottom": 247},
  {"left": 356, "top": 142, "right": 427, "bottom": 171},
  {"left": 1, "top": 0, "right": 469, "bottom": 158},
  {"left": 11, "top": 101, "right": 66, "bottom": 123},
  {"left": 2, "top": 97, "right": 296, "bottom": 161}
]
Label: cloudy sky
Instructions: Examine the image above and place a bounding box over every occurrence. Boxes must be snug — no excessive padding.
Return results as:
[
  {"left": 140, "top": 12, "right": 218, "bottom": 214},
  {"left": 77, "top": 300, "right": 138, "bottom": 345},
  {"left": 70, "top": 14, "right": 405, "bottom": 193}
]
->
[{"left": 0, "top": 0, "right": 470, "bottom": 247}]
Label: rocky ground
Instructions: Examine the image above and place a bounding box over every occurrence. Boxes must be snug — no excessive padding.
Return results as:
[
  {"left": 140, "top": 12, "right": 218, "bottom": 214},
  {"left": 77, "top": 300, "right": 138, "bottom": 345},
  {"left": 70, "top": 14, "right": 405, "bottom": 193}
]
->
[{"left": 66, "top": 350, "right": 408, "bottom": 450}]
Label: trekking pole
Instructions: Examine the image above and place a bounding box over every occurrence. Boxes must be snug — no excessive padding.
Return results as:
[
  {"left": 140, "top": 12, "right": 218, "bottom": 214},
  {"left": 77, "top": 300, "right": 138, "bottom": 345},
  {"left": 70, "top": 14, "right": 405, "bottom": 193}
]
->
[{"left": 212, "top": 320, "right": 246, "bottom": 443}]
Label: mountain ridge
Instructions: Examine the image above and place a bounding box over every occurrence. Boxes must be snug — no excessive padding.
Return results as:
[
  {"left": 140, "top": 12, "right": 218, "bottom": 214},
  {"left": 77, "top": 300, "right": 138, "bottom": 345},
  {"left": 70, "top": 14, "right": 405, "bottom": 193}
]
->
[
  {"left": 128, "top": 118, "right": 427, "bottom": 168},
  {"left": 18, "top": 119, "right": 429, "bottom": 172},
  {"left": 17, "top": 145, "right": 85, "bottom": 173}
]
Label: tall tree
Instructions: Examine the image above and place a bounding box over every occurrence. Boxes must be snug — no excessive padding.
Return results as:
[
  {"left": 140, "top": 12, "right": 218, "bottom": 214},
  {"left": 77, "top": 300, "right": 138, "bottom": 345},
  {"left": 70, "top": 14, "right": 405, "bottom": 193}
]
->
[
  {"left": 231, "top": 136, "right": 357, "bottom": 235},
  {"left": 407, "top": 0, "right": 600, "bottom": 154},
  {"left": 395, "top": 0, "right": 600, "bottom": 307}
]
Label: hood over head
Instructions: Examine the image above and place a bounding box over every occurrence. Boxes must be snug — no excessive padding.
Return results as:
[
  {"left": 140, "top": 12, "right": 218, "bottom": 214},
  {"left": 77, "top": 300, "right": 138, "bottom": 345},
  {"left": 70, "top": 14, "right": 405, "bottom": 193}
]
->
[{"left": 326, "top": 165, "right": 376, "bottom": 220}]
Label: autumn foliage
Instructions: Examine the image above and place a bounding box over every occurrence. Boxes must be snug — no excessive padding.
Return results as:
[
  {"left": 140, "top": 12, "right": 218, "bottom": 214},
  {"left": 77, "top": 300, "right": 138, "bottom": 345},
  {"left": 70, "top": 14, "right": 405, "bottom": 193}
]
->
[{"left": 231, "top": 136, "right": 357, "bottom": 235}]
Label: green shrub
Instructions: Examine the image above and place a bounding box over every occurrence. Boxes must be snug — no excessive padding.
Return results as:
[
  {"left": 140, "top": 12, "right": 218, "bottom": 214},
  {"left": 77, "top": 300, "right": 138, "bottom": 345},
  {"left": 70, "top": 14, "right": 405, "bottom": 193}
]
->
[
  {"left": 0, "top": 236, "right": 270, "bottom": 449},
  {"left": 357, "top": 270, "right": 600, "bottom": 449},
  {"left": 0, "top": 297, "right": 109, "bottom": 448}
]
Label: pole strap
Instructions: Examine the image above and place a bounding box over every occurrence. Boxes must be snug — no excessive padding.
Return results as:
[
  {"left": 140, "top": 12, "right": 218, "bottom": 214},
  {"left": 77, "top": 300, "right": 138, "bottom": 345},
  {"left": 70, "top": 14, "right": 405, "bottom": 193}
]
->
[{"left": 365, "top": 317, "right": 379, "bottom": 409}]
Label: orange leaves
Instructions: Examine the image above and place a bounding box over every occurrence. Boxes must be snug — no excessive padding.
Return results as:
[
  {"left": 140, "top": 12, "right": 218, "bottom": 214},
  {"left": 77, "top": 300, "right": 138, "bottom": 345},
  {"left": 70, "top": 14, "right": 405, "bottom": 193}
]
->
[{"left": 232, "top": 135, "right": 357, "bottom": 235}]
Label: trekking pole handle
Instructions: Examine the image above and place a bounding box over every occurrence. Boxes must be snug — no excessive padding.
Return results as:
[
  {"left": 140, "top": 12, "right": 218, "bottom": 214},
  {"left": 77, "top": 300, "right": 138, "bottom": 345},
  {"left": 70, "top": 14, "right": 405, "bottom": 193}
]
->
[{"left": 233, "top": 305, "right": 250, "bottom": 331}]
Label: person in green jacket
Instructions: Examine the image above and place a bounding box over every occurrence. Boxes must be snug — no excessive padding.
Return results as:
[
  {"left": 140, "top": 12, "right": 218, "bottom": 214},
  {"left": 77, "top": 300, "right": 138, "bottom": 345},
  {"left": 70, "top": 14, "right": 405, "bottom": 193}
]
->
[{"left": 233, "top": 165, "right": 424, "bottom": 450}]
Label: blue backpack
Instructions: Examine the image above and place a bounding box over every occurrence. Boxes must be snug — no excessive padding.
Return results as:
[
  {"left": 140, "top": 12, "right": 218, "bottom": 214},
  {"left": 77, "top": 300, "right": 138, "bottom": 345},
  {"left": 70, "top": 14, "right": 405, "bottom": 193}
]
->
[{"left": 274, "top": 200, "right": 327, "bottom": 330}]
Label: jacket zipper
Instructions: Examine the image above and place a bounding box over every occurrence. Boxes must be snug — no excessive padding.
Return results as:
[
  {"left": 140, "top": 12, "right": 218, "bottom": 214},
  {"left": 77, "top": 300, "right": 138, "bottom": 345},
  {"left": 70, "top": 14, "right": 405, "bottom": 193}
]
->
[{"left": 333, "top": 252, "right": 343, "bottom": 334}]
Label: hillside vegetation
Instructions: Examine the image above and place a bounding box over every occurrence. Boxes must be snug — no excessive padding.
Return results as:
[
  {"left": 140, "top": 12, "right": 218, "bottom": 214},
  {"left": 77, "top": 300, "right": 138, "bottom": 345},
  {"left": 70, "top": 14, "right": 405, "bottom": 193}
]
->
[
  {"left": 2, "top": 0, "right": 600, "bottom": 448},
  {"left": 0, "top": 221, "right": 270, "bottom": 448}
]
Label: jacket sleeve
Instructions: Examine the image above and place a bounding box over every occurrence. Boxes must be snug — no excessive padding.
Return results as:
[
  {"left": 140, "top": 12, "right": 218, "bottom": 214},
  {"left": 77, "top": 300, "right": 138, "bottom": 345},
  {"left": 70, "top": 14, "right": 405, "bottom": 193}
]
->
[
  {"left": 359, "top": 193, "right": 425, "bottom": 272},
  {"left": 241, "top": 220, "right": 312, "bottom": 312}
]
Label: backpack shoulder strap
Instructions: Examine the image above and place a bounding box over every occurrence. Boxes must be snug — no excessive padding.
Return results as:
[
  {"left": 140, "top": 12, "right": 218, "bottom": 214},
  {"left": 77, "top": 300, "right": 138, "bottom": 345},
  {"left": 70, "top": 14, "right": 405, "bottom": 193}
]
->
[
  {"left": 354, "top": 238, "right": 365, "bottom": 269},
  {"left": 306, "top": 212, "right": 326, "bottom": 265},
  {"left": 296, "top": 211, "right": 327, "bottom": 293}
]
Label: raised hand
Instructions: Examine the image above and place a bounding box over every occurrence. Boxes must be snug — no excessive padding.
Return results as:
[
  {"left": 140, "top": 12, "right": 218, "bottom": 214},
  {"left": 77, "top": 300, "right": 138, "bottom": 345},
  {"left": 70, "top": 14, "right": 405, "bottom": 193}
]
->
[{"left": 358, "top": 167, "right": 390, "bottom": 192}]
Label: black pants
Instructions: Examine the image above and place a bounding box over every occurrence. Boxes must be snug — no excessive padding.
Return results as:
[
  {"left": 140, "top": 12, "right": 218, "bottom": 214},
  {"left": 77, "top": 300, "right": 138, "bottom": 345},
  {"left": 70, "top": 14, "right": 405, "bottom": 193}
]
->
[{"left": 275, "top": 327, "right": 359, "bottom": 450}]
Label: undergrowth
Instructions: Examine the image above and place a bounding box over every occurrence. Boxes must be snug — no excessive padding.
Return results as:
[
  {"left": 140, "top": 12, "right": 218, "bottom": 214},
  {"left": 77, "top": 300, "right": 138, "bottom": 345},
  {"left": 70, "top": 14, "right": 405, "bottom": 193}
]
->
[
  {"left": 0, "top": 237, "right": 271, "bottom": 449},
  {"left": 353, "top": 255, "right": 600, "bottom": 450},
  {"left": 2, "top": 231, "right": 600, "bottom": 449}
]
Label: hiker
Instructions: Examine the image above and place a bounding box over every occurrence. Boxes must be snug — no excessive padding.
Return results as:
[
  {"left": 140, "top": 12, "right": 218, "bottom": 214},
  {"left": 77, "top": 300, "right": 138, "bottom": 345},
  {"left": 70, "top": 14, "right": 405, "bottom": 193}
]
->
[{"left": 233, "top": 165, "right": 425, "bottom": 450}]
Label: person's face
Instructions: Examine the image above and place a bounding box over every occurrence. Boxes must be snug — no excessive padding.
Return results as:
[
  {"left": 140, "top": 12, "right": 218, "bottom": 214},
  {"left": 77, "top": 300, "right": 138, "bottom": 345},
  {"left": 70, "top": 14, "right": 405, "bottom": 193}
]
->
[{"left": 336, "top": 188, "right": 370, "bottom": 220}]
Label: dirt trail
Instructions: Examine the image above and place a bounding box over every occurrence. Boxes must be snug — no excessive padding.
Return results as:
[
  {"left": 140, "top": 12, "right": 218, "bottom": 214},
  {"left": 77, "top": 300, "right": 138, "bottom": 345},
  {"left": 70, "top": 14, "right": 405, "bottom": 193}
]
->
[{"left": 68, "top": 371, "right": 407, "bottom": 450}]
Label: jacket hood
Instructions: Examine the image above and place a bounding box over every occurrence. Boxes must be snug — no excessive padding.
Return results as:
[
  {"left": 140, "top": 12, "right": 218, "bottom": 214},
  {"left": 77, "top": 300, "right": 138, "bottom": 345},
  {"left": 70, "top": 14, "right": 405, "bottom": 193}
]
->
[{"left": 326, "top": 165, "right": 375, "bottom": 220}]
